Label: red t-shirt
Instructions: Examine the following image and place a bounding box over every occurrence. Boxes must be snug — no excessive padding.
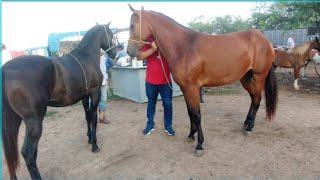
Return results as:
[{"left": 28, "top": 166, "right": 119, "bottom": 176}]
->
[{"left": 140, "top": 38, "right": 171, "bottom": 85}]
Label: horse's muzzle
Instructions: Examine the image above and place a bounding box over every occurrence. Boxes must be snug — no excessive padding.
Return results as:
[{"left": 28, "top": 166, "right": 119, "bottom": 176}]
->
[{"left": 127, "top": 48, "right": 139, "bottom": 58}]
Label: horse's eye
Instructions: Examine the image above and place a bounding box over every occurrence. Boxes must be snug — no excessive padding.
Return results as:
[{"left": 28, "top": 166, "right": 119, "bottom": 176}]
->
[{"left": 130, "top": 24, "right": 134, "bottom": 30}]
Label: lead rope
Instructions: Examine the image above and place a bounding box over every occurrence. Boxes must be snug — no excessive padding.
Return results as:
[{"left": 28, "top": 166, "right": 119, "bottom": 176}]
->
[
  {"left": 68, "top": 53, "right": 89, "bottom": 95},
  {"left": 157, "top": 50, "right": 180, "bottom": 92}
]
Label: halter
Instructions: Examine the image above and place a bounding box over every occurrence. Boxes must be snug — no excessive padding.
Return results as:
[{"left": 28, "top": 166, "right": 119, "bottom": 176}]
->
[
  {"left": 67, "top": 25, "right": 115, "bottom": 95},
  {"left": 102, "top": 25, "right": 116, "bottom": 52},
  {"left": 128, "top": 8, "right": 151, "bottom": 45},
  {"left": 128, "top": 8, "right": 180, "bottom": 92}
]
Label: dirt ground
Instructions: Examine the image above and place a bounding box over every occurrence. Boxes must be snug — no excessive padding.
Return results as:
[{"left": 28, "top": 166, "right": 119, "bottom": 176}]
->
[{"left": 2, "top": 64, "right": 320, "bottom": 179}]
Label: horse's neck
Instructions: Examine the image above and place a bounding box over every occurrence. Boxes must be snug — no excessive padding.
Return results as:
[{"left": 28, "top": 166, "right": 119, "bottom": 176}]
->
[
  {"left": 148, "top": 14, "right": 191, "bottom": 62},
  {"left": 71, "top": 34, "right": 101, "bottom": 62},
  {"left": 289, "top": 42, "right": 314, "bottom": 60},
  {"left": 301, "top": 42, "right": 315, "bottom": 60}
]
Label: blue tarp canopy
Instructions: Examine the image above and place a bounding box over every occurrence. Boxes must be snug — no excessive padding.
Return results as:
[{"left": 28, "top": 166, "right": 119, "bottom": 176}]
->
[
  {"left": 47, "top": 31, "right": 87, "bottom": 53},
  {"left": 47, "top": 28, "right": 118, "bottom": 53}
]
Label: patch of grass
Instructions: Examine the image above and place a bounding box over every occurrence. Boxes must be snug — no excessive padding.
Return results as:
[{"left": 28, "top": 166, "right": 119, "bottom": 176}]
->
[
  {"left": 107, "top": 69, "right": 112, "bottom": 79},
  {"left": 107, "top": 88, "right": 124, "bottom": 101},
  {"left": 205, "top": 87, "right": 241, "bottom": 95},
  {"left": 45, "top": 110, "right": 58, "bottom": 117}
]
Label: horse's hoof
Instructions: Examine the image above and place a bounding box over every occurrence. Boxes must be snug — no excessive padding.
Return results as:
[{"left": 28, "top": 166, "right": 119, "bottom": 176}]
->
[
  {"left": 243, "top": 125, "right": 248, "bottom": 130},
  {"left": 243, "top": 130, "right": 252, "bottom": 137},
  {"left": 92, "top": 147, "right": 100, "bottom": 153},
  {"left": 195, "top": 150, "right": 204, "bottom": 157},
  {"left": 187, "top": 136, "right": 195, "bottom": 142}
]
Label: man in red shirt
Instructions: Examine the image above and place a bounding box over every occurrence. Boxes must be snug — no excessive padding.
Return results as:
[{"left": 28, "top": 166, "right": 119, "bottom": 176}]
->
[{"left": 136, "top": 36, "right": 175, "bottom": 136}]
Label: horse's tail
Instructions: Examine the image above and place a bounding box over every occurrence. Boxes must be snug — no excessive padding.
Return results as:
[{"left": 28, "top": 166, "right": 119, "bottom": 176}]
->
[
  {"left": 264, "top": 65, "right": 278, "bottom": 122},
  {"left": 2, "top": 69, "right": 22, "bottom": 178}
]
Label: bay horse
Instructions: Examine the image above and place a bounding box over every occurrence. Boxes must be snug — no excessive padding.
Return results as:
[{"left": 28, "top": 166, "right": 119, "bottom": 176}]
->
[
  {"left": 127, "top": 5, "right": 278, "bottom": 156},
  {"left": 273, "top": 37, "right": 320, "bottom": 90},
  {"left": 2, "top": 23, "right": 116, "bottom": 180}
]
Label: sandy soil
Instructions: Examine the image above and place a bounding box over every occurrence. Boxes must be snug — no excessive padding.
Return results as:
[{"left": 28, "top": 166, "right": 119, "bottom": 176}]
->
[{"left": 2, "top": 64, "right": 320, "bottom": 179}]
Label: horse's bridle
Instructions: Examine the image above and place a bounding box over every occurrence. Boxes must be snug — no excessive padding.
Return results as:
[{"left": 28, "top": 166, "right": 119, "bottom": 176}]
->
[
  {"left": 102, "top": 25, "right": 117, "bottom": 52},
  {"left": 127, "top": 9, "right": 180, "bottom": 92},
  {"left": 128, "top": 8, "right": 151, "bottom": 45}
]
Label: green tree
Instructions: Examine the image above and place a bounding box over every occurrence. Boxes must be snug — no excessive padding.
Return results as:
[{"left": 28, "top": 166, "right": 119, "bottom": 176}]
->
[
  {"left": 187, "top": 15, "right": 251, "bottom": 34},
  {"left": 186, "top": 15, "right": 214, "bottom": 34},
  {"left": 249, "top": 2, "right": 320, "bottom": 32}
]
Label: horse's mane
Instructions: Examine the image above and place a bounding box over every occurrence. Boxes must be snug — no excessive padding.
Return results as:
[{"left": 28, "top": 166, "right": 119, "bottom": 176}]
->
[
  {"left": 147, "top": 10, "right": 196, "bottom": 34},
  {"left": 76, "top": 25, "right": 101, "bottom": 50},
  {"left": 287, "top": 39, "right": 317, "bottom": 55}
]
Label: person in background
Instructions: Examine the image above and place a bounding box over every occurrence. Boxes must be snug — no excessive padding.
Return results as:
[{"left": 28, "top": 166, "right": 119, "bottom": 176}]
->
[
  {"left": 105, "top": 52, "right": 113, "bottom": 72},
  {"left": 2, "top": 43, "right": 12, "bottom": 65},
  {"left": 136, "top": 36, "right": 175, "bottom": 136},
  {"left": 287, "top": 33, "right": 307, "bottom": 78},
  {"left": 287, "top": 32, "right": 295, "bottom": 49},
  {"left": 98, "top": 50, "right": 111, "bottom": 124},
  {"left": 114, "top": 44, "right": 128, "bottom": 63}
]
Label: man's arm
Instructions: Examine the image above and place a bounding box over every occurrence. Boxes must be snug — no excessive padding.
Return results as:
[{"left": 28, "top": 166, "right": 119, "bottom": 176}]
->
[{"left": 137, "top": 42, "right": 157, "bottom": 60}]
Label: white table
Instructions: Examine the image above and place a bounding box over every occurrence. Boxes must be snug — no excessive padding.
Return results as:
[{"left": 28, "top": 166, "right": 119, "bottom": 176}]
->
[{"left": 111, "top": 66, "right": 182, "bottom": 103}]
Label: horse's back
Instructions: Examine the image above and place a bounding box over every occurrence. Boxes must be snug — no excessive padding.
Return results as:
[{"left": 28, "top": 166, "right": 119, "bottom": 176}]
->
[
  {"left": 3, "top": 55, "right": 55, "bottom": 116},
  {"left": 273, "top": 48, "right": 297, "bottom": 67},
  {"left": 3, "top": 55, "right": 54, "bottom": 84},
  {"left": 194, "top": 29, "right": 274, "bottom": 85}
]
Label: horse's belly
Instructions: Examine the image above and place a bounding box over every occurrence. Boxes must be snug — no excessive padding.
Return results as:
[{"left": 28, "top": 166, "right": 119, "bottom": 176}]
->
[
  {"left": 205, "top": 72, "right": 243, "bottom": 87},
  {"left": 48, "top": 94, "right": 81, "bottom": 107}
]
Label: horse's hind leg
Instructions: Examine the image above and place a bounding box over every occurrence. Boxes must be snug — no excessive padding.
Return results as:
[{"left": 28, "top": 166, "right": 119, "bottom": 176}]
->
[
  {"left": 181, "top": 86, "right": 204, "bottom": 156},
  {"left": 21, "top": 111, "right": 46, "bottom": 180},
  {"left": 240, "top": 71, "right": 263, "bottom": 136},
  {"left": 82, "top": 96, "right": 92, "bottom": 144}
]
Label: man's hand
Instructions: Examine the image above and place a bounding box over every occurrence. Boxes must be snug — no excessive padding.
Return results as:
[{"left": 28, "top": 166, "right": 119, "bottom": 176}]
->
[{"left": 151, "top": 41, "right": 157, "bottom": 51}]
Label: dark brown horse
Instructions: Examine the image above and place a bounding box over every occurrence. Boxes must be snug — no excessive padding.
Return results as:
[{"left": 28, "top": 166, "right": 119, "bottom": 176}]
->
[
  {"left": 2, "top": 23, "right": 116, "bottom": 180},
  {"left": 127, "top": 5, "right": 278, "bottom": 156},
  {"left": 273, "top": 37, "right": 320, "bottom": 90}
]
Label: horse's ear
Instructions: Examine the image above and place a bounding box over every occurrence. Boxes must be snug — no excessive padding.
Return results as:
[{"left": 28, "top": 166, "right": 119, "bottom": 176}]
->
[
  {"left": 141, "top": 6, "right": 144, "bottom": 11},
  {"left": 106, "top": 21, "right": 111, "bottom": 27},
  {"left": 128, "top": 4, "right": 136, "bottom": 13}
]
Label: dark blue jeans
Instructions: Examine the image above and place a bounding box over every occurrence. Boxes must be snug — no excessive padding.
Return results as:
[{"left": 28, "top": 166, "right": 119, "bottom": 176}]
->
[{"left": 145, "top": 82, "right": 173, "bottom": 129}]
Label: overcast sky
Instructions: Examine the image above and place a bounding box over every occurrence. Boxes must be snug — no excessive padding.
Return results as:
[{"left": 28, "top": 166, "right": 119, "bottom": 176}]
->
[{"left": 2, "top": 2, "right": 256, "bottom": 50}]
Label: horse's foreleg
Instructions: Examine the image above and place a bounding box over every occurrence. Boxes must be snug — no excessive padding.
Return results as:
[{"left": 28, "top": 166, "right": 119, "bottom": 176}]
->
[
  {"left": 186, "top": 104, "right": 197, "bottom": 141},
  {"left": 21, "top": 116, "right": 45, "bottom": 180},
  {"left": 82, "top": 96, "right": 91, "bottom": 144},
  {"left": 89, "top": 91, "right": 101, "bottom": 153},
  {"left": 293, "top": 67, "right": 300, "bottom": 90},
  {"left": 182, "top": 87, "right": 204, "bottom": 156}
]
